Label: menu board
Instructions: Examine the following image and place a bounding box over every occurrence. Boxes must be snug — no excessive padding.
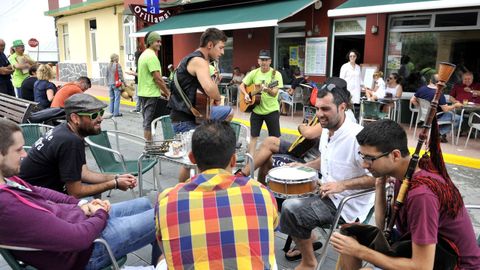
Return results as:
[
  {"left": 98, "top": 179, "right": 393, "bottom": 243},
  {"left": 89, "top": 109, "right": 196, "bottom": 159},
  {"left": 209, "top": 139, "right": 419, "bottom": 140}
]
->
[{"left": 304, "top": 37, "right": 327, "bottom": 76}]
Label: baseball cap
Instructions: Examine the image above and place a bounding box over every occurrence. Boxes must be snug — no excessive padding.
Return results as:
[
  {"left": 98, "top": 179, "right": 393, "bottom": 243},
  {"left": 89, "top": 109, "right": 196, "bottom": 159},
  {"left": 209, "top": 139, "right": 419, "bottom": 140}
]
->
[
  {"left": 258, "top": 49, "right": 271, "bottom": 59},
  {"left": 13, "top": 40, "right": 24, "bottom": 47},
  {"left": 64, "top": 94, "right": 107, "bottom": 114}
]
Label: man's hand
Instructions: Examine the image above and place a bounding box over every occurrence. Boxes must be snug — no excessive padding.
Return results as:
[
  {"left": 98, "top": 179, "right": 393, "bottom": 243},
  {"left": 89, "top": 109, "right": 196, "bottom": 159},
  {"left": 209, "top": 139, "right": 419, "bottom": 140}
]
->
[
  {"left": 91, "top": 199, "right": 111, "bottom": 212},
  {"left": 87, "top": 202, "right": 107, "bottom": 215},
  {"left": 330, "top": 232, "right": 363, "bottom": 257},
  {"left": 80, "top": 203, "right": 92, "bottom": 216},
  {"left": 213, "top": 99, "right": 222, "bottom": 106},
  {"left": 243, "top": 92, "right": 251, "bottom": 103},
  {"left": 286, "top": 162, "right": 303, "bottom": 168},
  {"left": 453, "top": 102, "right": 463, "bottom": 109},
  {"left": 116, "top": 174, "right": 137, "bottom": 191},
  {"left": 319, "top": 182, "right": 345, "bottom": 198}
]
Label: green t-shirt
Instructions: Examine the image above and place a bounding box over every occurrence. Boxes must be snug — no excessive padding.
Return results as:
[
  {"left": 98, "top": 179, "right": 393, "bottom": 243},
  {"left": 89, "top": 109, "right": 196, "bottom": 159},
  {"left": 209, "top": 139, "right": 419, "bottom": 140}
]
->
[
  {"left": 8, "top": 53, "right": 31, "bottom": 88},
  {"left": 138, "top": 49, "right": 162, "bottom": 97},
  {"left": 242, "top": 67, "right": 283, "bottom": 115}
]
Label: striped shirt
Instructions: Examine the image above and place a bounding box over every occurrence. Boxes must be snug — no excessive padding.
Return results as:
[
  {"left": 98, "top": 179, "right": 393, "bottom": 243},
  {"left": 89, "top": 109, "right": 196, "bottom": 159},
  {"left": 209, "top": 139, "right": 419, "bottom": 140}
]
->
[{"left": 156, "top": 169, "right": 278, "bottom": 270}]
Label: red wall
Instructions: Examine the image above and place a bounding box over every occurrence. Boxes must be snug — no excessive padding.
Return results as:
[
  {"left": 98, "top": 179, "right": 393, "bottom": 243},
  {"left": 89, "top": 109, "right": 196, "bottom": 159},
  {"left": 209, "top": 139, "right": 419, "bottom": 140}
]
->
[
  {"left": 48, "top": 0, "right": 58, "bottom": 10},
  {"left": 364, "top": 14, "right": 387, "bottom": 70},
  {"left": 172, "top": 33, "right": 202, "bottom": 65},
  {"left": 232, "top": 27, "right": 273, "bottom": 74}
]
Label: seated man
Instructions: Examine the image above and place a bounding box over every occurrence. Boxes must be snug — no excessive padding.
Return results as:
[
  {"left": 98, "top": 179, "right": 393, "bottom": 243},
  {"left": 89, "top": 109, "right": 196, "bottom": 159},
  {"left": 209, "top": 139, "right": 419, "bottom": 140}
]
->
[
  {"left": 449, "top": 71, "right": 480, "bottom": 105},
  {"left": 0, "top": 118, "right": 160, "bottom": 269},
  {"left": 228, "top": 66, "right": 244, "bottom": 104},
  {"left": 410, "top": 73, "right": 462, "bottom": 143},
  {"left": 20, "top": 94, "right": 137, "bottom": 198},
  {"left": 51, "top": 76, "right": 92, "bottom": 108},
  {"left": 279, "top": 67, "right": 307, "bottom": 115},
  {"left": 155, "top": 120, "right": 278, "bottom": 269},
  {"left": 279, "top": 81, "right": 375, "bottom": 267},
  {"left": 331, "top": 119, "right": 480, "bottom": 269}
]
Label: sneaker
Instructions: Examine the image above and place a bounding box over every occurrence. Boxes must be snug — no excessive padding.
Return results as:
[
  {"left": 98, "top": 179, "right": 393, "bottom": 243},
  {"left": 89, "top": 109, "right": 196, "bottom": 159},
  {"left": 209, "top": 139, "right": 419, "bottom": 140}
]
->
[
  {"left": 440, "top": 134, "right": 448, "bottom": 143},
  {"left": 234, "top": 169, "right": 246, "bottom": 177},
  {"left": 130, "top": 109, "right": 140, "bottom": 113}
]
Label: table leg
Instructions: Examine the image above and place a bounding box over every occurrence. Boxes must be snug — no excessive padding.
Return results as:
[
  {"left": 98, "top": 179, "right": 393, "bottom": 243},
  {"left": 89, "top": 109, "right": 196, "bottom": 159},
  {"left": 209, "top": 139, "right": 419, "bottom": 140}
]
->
[{"left": 455, "top": 109, "right": 465, "bottom": 145}]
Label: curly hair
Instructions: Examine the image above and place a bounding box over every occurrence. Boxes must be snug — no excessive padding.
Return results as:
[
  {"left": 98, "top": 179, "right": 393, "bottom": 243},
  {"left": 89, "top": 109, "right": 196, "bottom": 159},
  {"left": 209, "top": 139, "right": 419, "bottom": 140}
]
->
[{"left": 36, "top": 64, "right": 54, "bottom": 81}]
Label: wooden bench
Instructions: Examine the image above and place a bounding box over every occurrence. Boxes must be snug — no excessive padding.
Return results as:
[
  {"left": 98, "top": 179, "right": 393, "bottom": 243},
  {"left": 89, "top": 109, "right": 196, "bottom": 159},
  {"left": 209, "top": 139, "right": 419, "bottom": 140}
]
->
[{"left": 0, "top": 93, "right": 39, "bottom": 124}]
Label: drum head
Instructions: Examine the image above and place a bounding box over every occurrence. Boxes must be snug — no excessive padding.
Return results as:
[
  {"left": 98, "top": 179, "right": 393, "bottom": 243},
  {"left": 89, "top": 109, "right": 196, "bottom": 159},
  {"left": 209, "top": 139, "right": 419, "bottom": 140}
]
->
[{"left": 268, "top": 166, "right": 317, "bottom": 182}]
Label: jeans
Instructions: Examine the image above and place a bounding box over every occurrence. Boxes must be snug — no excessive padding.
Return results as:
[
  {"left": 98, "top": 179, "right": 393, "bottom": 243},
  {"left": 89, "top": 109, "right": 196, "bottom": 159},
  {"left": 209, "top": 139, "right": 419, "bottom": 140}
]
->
[
  {"left": 109, "top": 84, "right": 122, "bottom": 116},
  {"left": 172, "top": 121, "right": 197, "bottom": 134},
  {"left": 85, "top": 197, "right": 160, "bottom": 270},
  {"left": 438, "top": 112, "right": 461, "bottom": 135}
]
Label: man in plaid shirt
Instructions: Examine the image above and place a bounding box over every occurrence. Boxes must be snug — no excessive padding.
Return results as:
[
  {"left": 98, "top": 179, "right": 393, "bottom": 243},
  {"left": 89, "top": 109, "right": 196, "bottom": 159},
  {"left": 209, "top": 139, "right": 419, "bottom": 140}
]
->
[{"left": 155, "top": 120, "right": 278, "bottom": 269}]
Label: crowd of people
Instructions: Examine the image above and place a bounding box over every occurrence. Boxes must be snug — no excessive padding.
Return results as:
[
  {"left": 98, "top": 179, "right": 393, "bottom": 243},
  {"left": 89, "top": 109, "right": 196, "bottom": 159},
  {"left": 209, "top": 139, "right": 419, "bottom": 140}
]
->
[{"left": 0, "top": 28, "right": 479, "bottom": 270}]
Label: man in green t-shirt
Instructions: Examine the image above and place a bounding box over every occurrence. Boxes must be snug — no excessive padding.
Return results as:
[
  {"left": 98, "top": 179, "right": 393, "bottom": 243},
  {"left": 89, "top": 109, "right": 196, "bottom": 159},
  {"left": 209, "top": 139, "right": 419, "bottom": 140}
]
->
[
  {"left": 137, "top": 31, "right": 170, "bottom": 141},
  {"left": 8, "top": 40, "right": 35, "bottom": 98},
  {"left": 239, "top": 49, "right": 283, "bottom": 154}
]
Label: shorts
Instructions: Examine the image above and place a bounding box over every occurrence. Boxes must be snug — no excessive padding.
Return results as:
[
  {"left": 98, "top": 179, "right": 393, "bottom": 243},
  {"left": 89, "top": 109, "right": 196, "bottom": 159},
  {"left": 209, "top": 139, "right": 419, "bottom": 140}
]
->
[
  {"left": 280, "top": 196, "right": 344, "bottom": 239},
  {"left": 140, "top": 97, "right": 170, "bottom": 130},
  {"left": 278, "top": 140, "right": 293, "bottom": 154},
  {"left": 171, "top": 106, "right": 233, "bottom": 134},
  {"left": 250, "top": 111, "right": 281, "bottom": 137}
]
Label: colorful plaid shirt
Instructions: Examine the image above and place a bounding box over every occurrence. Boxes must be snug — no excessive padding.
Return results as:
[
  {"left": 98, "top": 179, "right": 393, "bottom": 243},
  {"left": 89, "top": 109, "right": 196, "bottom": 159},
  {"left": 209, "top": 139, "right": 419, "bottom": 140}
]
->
[{"left": 156, "top": 169, "right": 279, "bottom": 270}]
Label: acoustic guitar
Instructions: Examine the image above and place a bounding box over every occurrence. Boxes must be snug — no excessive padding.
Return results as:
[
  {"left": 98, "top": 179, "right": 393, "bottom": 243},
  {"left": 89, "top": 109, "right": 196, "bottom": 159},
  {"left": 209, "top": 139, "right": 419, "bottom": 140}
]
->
[
  {"left": 239, "top": 80, "right": 279, "bottom": 112},
  {"left": 193, "top": 90, "right": 225, "bottom": 124},
  {"left": 287, "top": 115, "right": 320, "bottom": 158}
]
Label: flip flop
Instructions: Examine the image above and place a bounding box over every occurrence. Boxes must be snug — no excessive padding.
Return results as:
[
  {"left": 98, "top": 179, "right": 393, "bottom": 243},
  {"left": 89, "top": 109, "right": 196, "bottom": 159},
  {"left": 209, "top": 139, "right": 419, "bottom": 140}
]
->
[{"left": 284, "top": 241, "right": 323, "bottom": 262}]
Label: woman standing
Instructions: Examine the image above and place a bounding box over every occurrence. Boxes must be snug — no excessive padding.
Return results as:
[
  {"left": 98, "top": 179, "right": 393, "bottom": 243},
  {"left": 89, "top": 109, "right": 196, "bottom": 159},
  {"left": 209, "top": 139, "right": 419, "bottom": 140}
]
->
[
  {"left": 34, "top": 64, "right": 57, "bottom": 109},
  {"left": 339, "top": 49, "right": 362, "bottom": 105},
  {"left": 106, "top": 53, "right": 124, "bottom": 117}
]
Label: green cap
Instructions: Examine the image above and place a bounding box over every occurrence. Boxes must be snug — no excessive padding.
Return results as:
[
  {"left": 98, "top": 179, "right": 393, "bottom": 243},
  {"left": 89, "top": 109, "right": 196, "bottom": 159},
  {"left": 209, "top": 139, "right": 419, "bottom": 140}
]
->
[{"left": 12, "top": 40, "right": 24, "bottom": 47}]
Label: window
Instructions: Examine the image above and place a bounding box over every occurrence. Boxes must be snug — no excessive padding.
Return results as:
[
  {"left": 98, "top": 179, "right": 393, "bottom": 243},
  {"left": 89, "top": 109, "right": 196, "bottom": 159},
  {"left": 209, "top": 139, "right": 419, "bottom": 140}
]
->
[
  {"left": 435, "top": 12, "right": 477, "bottom": 27},
  {"left": 89, "top": 19, "right": 97, "bottom": 62},
  {"left": 123, "top": 15, "right": 136, "bottom": 71},
  {"left": 275, "top": 22, "right": 306, "bottom": 82},
  {"left": 62, "top": 24, "right": 70, "bottom": 60}
]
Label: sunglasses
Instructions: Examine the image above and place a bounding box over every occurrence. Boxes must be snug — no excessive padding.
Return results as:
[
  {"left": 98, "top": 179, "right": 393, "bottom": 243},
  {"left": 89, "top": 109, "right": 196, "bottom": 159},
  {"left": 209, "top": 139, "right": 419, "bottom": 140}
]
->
[
  {"left": 76, "top": 109, "right": 105, "bottom": 120},
  {"left": 358, "top": 151, "right": 391, "bottom": 165},
  {"left": 321, "top": 83, "right": 338, "bottom": 91}
]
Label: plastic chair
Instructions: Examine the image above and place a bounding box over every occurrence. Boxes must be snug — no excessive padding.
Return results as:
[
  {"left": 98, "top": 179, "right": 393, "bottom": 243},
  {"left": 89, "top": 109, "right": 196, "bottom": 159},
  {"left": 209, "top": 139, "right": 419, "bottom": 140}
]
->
[
  {"left": 19, "top": 123, "right": 54, "bottom": 150},
  {"left": 413, "top": 98, "right": 455, "bottom": 144},
  {"left": 464, "top": 112, "right": 480, "bottom": 148},
  {"left": 151, "top": 115, "right": 175, "bottom": 140},
  {"left": 281, "top": 87, "right": 305, "bottom": 119},
  {"left": 409, "top": 101, "right": 419, "bottom": 130},
  {"left": 85, "top": 130, "right": 158, "bottom": 196},
  {"left": 0, "top": 238, "right": 126, "bottom": 270},
  {"left": 359, "top": 100, "right": 389, "bottom": 126}
]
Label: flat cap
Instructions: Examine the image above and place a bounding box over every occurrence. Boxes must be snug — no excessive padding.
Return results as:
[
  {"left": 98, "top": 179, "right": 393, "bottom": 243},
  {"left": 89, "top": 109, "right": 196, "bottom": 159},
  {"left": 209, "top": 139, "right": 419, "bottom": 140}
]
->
[{"left": 64, "top": 94, "right": 107, "bottom": 114}]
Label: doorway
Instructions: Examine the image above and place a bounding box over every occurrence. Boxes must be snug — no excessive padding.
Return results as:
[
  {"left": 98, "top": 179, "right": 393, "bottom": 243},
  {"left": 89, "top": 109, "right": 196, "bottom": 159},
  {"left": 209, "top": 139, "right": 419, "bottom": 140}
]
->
[{"left": 331, "top": 35, "right": 365, "bottom": 77}]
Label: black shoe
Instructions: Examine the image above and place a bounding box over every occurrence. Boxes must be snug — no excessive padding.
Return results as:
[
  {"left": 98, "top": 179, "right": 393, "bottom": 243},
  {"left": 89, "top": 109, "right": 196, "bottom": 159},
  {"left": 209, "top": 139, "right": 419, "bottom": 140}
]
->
[{"left": 440, "top": 134, "right": 448, "bottom": 143}]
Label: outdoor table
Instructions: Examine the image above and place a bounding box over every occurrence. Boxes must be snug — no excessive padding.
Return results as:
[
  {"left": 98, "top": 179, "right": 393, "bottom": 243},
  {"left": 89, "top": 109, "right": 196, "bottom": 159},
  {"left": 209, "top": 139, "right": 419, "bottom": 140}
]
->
[
  {"left": 455, "top": 103, "right": 480, "bottom": 145},
  {"left": 378, "top": 97, "right": 401, "bottom": 122}
]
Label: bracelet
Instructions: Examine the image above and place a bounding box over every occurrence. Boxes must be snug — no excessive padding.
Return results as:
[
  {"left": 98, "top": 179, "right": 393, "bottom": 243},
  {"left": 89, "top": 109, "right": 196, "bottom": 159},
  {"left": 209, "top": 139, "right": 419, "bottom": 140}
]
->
[{"left": 114, "top": 174, "right": 119, "bottom": 189}]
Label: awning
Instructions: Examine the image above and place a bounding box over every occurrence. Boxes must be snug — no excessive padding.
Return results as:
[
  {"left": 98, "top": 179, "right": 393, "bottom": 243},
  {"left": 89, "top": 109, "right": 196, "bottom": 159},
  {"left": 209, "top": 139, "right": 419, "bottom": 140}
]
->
[
  {"left": 132, "top": 0, "right": 315, "bottom": 37},
  {"left": 328, "top": 0, "right": 480, "bottom": 17}
]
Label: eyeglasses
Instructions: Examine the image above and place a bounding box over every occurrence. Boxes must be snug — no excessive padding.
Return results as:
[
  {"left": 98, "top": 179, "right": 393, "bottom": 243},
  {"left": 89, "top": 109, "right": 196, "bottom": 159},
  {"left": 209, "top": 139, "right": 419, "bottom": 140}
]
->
[
  {"left": 358, "top": 151, "right": 391, "bottom": 164},
  {"left": 76, "top": 109, "right": 105, "bottom": 120}
]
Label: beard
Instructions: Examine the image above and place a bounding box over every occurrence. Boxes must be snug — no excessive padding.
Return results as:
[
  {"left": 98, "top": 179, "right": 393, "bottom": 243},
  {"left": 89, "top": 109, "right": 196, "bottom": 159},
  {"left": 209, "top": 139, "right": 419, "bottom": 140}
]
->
[
  {"left": 77, "top": 122, "right": 102, "bottom": 137},
  {"left": 0, "top": 163, "right": 18, "bottom": 178}
]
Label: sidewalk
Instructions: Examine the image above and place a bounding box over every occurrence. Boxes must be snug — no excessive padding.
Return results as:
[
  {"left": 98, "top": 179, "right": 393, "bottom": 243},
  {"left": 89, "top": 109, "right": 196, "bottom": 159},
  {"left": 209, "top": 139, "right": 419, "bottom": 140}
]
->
[{"left": 85, "top": 84, "right": 480, "bottom": 169}]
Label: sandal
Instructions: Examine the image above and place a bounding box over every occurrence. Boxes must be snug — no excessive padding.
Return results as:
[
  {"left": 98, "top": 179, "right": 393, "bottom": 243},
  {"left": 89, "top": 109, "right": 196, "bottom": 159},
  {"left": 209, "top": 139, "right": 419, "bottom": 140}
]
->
[{"left": 284, "top": 241, "right": 323, "bottom": 262}]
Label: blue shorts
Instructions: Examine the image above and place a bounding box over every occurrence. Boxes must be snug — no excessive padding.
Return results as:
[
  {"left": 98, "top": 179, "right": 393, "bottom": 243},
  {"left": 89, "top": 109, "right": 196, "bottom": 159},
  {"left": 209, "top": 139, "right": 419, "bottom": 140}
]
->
[{"left": 172, "top": 106, "right": 233, "bottom": 134}]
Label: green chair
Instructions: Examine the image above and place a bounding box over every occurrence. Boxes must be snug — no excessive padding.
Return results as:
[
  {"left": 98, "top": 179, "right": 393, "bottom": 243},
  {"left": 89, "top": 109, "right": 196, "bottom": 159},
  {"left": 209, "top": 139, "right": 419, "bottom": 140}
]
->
[
  {"left": 0, "top": 238, "right": 127, "bottom": 270},
  {"left": 19, "top": 123, "right": 54, "bottom": 150},
  {"left": 151, "top": 115, "right": 175, "bottom": 140},
  {"left": 359, "top": 100, "right": 389, "bottom": 126},
  {"left": 85, "top": 130, "right": 158, "bottom": 196}
]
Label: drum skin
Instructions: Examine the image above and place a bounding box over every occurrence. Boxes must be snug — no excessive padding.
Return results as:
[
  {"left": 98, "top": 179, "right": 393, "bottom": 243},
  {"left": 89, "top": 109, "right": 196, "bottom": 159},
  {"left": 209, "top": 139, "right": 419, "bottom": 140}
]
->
[{"left": 266, "top": 166, "right": 317, "bottom": 199}]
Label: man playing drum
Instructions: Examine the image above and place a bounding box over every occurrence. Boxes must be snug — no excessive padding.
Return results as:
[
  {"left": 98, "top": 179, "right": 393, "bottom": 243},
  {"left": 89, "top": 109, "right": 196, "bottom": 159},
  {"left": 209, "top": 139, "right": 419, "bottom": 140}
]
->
[{"left": 279, "top": 81, "right": 375, "bottom": 268}]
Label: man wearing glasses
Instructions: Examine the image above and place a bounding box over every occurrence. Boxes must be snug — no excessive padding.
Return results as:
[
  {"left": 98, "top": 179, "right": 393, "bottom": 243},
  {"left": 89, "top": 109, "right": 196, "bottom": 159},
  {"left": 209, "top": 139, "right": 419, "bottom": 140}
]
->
[
  {"left": 19, "top": 94, "right": 137, "bottom": 198},
  {"left": 279, "top": 82, "right": 375, "bottom": 267}
]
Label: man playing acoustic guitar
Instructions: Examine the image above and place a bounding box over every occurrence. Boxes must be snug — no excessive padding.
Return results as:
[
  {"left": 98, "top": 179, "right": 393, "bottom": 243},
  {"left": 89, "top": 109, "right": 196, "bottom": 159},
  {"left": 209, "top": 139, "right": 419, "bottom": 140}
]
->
[
  {"left": 168, "top": 28, "right": 233, "bottom": 134},
  {"left": 239, "top": 49, "right": 283, "bottom": 154}
]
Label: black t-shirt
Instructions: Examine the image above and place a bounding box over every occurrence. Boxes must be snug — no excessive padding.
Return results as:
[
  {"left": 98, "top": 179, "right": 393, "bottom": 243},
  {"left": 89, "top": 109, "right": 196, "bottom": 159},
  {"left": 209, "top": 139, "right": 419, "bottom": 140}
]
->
[
  {"left": 0, "top": 52, "right": 11, "bottom": 82},
  {"left": 291, "top": 76, "right": 307, "bottom": 89},
  {"left": 20, "top": 76, "right": 37, "bottom": 101},
  {"left": 20, "top": 123, "right": 86, "bottom": 193}
]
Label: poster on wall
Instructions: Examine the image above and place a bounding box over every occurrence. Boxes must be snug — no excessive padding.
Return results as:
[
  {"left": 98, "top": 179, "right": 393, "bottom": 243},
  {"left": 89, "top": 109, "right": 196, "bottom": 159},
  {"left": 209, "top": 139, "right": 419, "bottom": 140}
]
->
[
  {"left": 387, "top": 55, "right": 401, "bottom": 70},
  {"left": 304, "top": 37, "right": 327, "bottom": 76},
  {"left": 289, "top": 46, "right": 299, "bottom": 66}
]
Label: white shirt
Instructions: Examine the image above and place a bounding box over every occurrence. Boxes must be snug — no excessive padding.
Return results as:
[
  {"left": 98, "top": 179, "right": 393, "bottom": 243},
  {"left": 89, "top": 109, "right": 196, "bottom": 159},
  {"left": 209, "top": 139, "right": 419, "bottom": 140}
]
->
[
  {"left": 318, "top": 119, "right": 374, "bottom": 222},
  {"left": 340, "top": 63, "right": 362, "bottom": 104},
  {"left": 374, "top": 78, "right": 386, "bottom": 99},
  {"left": 385, "top": 84, "right": 399, "bottom": 97}
]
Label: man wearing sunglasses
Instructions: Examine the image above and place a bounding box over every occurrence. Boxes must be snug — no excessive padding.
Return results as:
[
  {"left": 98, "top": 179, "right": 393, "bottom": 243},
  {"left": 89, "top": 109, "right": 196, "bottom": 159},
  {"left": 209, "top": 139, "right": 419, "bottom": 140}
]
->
[
  {"left": 19, "top": 94, "right": 137, "bottom": 198},
  {"left": 279, "top": 81, "right": 375, "bottom": 267}
]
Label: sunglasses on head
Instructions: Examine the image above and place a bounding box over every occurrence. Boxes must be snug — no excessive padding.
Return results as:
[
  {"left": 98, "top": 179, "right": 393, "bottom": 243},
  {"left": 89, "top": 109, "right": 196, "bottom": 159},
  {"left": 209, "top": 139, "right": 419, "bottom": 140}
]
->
[
  {"left": 76, "top": 109, "right": 105, "bottom": 120},
  {"left": 321, "top": 83, "right": 337, "bottom": 91}
]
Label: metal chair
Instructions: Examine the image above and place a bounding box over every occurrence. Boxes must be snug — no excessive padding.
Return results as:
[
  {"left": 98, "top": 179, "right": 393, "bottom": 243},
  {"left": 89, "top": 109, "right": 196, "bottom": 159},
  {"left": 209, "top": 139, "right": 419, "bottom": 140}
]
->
[
  {"left": 0, "top": 238, "right": 126, "bottom": 270},
  {"left": 281, "top": 87, "right": 305, "bottom": 119},
  {"left": 151, "top": 115, "right": 175, "bottom": 140},
  {"left": 359, "top": 100, "right": 389, "bottom": 126},
  {"left": 19, "top": 123, "right": 54, "bottom": 150},
  {"left": 409, "top": 101, "right": 419, "bottom": 130},
  {"left": 85, "top": 130, "right": 158, "bottom": 196},
  {"left": 464, "top": 112, "right": 480, "bottom": 148},
  {"left": 316, "top": 188, "right": 376, "bottom": 270}
]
